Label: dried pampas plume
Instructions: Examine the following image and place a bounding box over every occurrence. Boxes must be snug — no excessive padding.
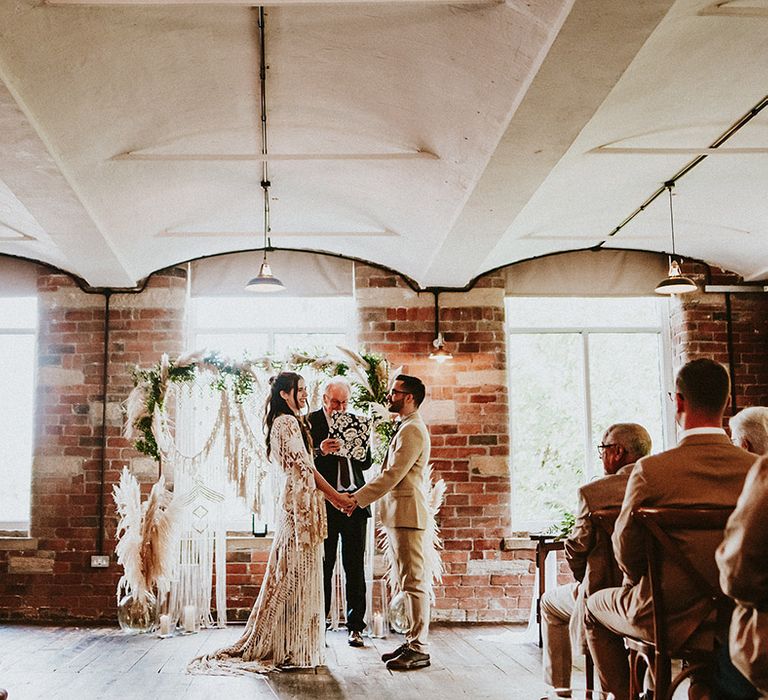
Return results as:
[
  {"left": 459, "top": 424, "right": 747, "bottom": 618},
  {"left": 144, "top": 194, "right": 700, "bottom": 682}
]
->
[{"left": 113, "top": 467, "right": 182, "bottom": 600}]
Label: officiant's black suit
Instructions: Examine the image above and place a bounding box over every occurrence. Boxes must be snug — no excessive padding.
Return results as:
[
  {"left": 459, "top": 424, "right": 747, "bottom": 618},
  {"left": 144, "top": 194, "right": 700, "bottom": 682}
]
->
[{"left": 308, "top": 408, "right": 372, "bottom": 633}]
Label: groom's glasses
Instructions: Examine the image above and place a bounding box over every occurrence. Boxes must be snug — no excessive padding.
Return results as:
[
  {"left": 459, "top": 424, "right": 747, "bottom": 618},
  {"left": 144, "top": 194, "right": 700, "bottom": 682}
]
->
[{"left": 388, "top": 389, "right": 412, "bottom": 397}]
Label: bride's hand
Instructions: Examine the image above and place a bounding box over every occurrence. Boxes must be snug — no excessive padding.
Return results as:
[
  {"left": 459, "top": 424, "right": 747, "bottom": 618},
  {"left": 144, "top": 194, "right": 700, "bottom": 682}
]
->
[{"left": 334, "top": 492, "right": 356, "bottom": 515}]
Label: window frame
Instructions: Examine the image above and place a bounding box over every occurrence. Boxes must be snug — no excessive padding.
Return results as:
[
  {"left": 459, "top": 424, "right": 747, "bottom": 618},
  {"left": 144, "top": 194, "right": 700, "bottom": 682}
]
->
[
  {"left": 505, "top": 297, "right": 675, "bottom": 531},
  {"left": 0, "top": 300, "right": 38, "bottom": 533}
]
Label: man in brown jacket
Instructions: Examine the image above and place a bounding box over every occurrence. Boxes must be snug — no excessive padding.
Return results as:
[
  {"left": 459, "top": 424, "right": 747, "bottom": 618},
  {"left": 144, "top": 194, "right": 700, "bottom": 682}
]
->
[
  {"left": 542, "top": 422, "right": 652, "bottom": 694},
  {"left": 717, "top": 454, "right": 768, "bottom": 696},
  {"left": 345, "top": 374, "right": 432, "bottom": 671},
  {"left": 586, "top": 358, "right": 756, "bottom": 700}
]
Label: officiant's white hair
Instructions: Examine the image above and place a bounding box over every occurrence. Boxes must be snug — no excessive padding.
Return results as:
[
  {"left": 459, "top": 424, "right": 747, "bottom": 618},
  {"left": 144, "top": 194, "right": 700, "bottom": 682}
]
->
[{"left": 323, "top": 376, "right": 351, "bottom": 395}]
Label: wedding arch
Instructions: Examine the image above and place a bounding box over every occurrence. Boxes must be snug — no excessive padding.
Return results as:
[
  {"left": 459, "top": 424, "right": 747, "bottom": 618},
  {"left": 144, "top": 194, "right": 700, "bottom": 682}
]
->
[{"left": 123, "top": 347, "right": 396, "bottom": 628}]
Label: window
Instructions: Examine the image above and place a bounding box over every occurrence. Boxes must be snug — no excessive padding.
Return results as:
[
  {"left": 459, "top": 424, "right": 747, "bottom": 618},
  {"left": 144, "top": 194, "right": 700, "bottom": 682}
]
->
[
  {"left": 506, "top": 297, "right": 672, "bottom": 532},
  {"left": 0, "top": 297, "right": 37, "bottom": 533},
  {"left": 188, "top": 295, "right": 356, "bottom": 531}
]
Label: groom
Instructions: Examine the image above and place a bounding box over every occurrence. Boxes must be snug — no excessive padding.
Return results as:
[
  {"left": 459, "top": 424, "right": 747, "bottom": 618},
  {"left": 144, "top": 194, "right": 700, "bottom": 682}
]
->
[{"left": 342, "top": 374, "right": 432, "bottom": 671}]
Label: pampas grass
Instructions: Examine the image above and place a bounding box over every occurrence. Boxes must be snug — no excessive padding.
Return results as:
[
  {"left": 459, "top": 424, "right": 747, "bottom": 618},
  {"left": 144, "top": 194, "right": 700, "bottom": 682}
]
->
[{"left": 113, "top": 467, "right": 182, "bottom": 600}]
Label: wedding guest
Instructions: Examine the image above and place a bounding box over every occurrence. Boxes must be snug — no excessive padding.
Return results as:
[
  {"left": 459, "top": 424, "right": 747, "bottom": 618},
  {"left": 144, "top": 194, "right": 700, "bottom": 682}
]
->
[
  {"left": 717, "top": 455, "right": 768, "bottom": 698},
  {"left": 585, "top": 358, "right": 755, "bottom": 700},
  {"left": 730, "top": 406, "right": 768, "bottom": 454},
  {"left": 542, "top": 423, "right": 651, "bottom": 695},
  {"left": 308, "top": 377, "right": 372, "bottom": 648},
  {"left": 342, "top": 374, "right": 432, "bottom": 671}
]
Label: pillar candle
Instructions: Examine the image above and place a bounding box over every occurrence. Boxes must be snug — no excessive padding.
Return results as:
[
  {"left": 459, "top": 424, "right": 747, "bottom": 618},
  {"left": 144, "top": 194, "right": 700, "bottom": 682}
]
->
[
  {"left": 158, "top": 614, "right": 171, "bottom": 637},
  {"left": 373, "top": 612, "right": 384, "bottom": 637},
  {"left": 183, "top": 605, "right": 196, "bottom": 633}
]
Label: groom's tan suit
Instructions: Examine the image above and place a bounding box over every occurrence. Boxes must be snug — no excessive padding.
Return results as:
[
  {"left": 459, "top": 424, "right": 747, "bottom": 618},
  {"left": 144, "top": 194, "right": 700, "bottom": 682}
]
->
[
  {"left": 586, "top": 432, "right": 756, "bottom": 699},
  {"left": 354, "top": 411, "right": 431, "bottom": 652}
]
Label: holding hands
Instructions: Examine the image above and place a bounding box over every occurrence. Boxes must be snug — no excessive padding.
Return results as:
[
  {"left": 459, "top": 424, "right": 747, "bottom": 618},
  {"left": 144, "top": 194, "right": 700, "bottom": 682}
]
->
[{"left": 333, "top": 491, "right": 358, "bottom": 516}]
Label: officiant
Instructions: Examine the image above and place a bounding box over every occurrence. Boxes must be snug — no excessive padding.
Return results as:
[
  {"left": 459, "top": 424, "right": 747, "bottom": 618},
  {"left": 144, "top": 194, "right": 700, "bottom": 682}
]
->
[{"left": 308, "top": 377, "right": 372, "bottom": 647}]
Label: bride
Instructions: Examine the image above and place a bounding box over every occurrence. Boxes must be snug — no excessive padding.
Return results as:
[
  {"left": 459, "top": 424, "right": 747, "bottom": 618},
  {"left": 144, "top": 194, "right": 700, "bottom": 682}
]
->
[{"left": 190, "top": 371, "right": 350, "bottom": 673}]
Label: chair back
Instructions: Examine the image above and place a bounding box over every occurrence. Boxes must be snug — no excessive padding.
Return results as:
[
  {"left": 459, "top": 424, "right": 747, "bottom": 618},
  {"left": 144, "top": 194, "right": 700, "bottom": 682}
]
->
[
  {"left": 587, "top": 508, "right": 622, "bottom": 589},
  {"left": 633, "top": 506, "right": 735, "bottom": 656}
]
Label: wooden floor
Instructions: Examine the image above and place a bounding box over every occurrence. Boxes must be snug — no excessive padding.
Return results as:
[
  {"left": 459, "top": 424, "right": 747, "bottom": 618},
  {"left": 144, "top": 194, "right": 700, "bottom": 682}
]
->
[{"left": 0, "top": 622, "right": 587, "bottom": 699}]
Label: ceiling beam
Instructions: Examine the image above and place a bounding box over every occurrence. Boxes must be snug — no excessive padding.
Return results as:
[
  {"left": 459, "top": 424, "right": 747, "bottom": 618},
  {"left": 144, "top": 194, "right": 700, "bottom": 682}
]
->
[
  {"left": 158, "top": 229, "right": 399, "bottom": 238},
  {"left": 593, "top": 146, "right": 768, "bottom": 155},
  {"left": 112, "top": 150, "right": 439, "bottom": 162}
]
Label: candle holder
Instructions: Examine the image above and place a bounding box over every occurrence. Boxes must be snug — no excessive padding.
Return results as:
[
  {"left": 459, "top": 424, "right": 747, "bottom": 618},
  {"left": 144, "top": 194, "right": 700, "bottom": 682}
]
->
[
  {"left": 181, "top": 604, "right": 199, "bottom": 635},
  {"left": 367, "top": 579, "right": 389, "bottom": 638},
  {"left": 155, "top": 591, "right": 175, "bottom": 639}
]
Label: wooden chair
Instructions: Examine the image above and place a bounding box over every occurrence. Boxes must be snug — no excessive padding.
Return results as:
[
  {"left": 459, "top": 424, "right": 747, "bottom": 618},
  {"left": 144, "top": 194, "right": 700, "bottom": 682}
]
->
[
  {"left": 624, "top": 507, "right": 735, "bottom": 700},
  {"left": 584, "top": 508, "right": 622, "bottom": 691}
]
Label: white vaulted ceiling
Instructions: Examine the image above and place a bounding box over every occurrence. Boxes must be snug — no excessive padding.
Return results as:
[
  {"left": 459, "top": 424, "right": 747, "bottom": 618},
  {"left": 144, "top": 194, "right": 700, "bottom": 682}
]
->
[{"left": 0, "top": 0, "right": 766, "bottom": 290}]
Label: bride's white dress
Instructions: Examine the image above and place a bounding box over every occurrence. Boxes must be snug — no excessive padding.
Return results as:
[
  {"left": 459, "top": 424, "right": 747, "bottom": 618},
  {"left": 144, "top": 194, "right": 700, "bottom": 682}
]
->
[{"left": 189, "top": 414, "right": 327, "bottom": 673}]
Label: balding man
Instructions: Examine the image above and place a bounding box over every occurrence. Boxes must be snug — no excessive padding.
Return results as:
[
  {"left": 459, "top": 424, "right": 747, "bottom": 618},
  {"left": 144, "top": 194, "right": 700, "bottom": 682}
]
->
[
  {"left": 308, "top": 377, "right": 372, "bottom": 647},
  {"left": 542, "top": 423, "right": 652, "bottom": 695},
  {"left": 730, "top": 406, "right": 768, "bottom": 455},
  {"left": 586, "top": 359, "right": 756, "bottom": 700}
]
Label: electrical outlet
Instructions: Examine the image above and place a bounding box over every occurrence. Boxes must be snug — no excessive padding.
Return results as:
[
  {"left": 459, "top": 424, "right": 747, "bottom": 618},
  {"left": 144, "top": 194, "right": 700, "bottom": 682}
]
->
[{"left": 90, "top": 555, "right": 110, "bottom": 568}]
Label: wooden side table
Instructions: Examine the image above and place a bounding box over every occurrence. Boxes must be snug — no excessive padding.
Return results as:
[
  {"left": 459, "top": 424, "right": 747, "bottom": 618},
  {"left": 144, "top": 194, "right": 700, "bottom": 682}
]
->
[{"left": 530, "top": 533, "right": 565, "bottom": 648}]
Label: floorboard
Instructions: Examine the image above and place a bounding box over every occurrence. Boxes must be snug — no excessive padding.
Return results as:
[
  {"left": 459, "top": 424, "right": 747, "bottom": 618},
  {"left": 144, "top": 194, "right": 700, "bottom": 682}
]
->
[{"left": 0, "top": 622, "right": 583, "bottom": 699}]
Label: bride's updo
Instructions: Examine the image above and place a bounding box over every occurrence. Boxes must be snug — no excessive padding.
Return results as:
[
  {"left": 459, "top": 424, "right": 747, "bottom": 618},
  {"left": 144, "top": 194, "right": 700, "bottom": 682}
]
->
[{"left": 264, "top": 371, "right": 312, "bottom": 459}]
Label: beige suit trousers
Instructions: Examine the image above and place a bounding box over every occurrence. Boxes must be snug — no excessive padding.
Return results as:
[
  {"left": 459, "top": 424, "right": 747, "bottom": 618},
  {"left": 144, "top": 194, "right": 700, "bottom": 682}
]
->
[
  {"left": 388, "top": 526, "right": 430, "bottom": 653},
  {"left": 541, "top": 581, "right": 579, "bottom": 689}
]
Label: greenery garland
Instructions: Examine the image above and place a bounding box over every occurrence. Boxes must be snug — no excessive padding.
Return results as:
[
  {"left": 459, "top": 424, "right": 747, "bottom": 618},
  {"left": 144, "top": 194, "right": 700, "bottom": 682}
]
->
[{"left": 125, "top": 348, "right": 397, "bottom": 462}]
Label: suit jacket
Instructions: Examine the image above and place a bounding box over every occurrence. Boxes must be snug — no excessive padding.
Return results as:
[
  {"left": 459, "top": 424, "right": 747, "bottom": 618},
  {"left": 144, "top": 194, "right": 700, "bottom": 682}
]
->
[
  {"left": 612, "top": 433, "right": 755, "bottom": 643},
  {"left": 565, "top": 463, "right": 635, "bottom": 597},
  {"left": 565, "top": 464, "right": 634, "bottom": 653},
  {"left": 307, "top": 408, "right": 372, "bottom": 517},
  {"left": 353, "top": 411, "right": 431, "bottom": 529},
  {"left": 717, "top": 455, "right": 768, "bottom": 694}
]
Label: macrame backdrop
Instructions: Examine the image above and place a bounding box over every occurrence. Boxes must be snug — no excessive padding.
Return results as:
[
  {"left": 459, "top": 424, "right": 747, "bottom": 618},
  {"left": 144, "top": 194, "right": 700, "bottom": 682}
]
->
[{"left": 152, "top": 365, "right": 330, "bottom": 629}]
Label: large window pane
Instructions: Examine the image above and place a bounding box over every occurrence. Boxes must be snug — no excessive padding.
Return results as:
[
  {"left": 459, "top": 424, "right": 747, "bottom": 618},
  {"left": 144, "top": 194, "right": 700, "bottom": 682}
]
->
[
  {"left": 507, "top": 297, "right": 663, "bottom": 329},
  {"left": 193, "top": 297, "right": 354, "bottom": 330},
  {"left": 0, "top": 334, "right": 35, "bottom": 528},
  {"left": 194, "top": 333, "right": 270, "bottom": 359},
  {"left": 588, "top": 333, "right": 665, "bottom": 471},
  {"left": 509, "top": 333, "right": 585, "bottom": 531},
  {"left": 273, "top": 333, "right": 347, "bottom": 356}
]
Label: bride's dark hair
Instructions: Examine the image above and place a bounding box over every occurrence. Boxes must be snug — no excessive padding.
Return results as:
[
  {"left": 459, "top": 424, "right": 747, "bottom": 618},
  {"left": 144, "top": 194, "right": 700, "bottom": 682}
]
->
[{"left": 264, "top": 371, "right": 312, "bottom": 459}]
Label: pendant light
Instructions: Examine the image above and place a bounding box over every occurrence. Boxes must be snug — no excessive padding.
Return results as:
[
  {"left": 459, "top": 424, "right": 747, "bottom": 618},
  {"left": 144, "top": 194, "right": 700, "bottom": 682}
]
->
[
  {"left": 654, "top": 182, "right": 697, "bottom": 295},
  {"left": 246, "top": 7, "right": 285, "bottom": 293},
  {"left": 429, "top": 291, "right": 453, "bottom": 363}
]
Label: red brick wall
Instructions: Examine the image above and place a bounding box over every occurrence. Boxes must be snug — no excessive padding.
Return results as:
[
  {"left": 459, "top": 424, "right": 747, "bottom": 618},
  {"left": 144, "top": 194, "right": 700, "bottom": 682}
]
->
[
  {"left": 2, "top": 257, "right": 767, "bottom": 624},
  {"left": 0, "top": 268, "right": 187, "bottom": 622},
  {"left": 670, "top": 263, "right": 768, "bottom": 414}
]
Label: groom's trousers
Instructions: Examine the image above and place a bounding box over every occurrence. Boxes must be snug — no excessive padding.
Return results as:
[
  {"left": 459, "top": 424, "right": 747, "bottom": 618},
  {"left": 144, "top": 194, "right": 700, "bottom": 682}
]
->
[{"left": 388, "top": 525, "right": 430, "bottom": 653}]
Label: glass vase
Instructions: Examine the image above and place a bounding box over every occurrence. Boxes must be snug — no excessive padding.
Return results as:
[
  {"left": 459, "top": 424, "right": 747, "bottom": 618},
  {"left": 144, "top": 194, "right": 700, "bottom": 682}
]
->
[{"left": 117, "top": 590, "right": 157, "bottom": 635}]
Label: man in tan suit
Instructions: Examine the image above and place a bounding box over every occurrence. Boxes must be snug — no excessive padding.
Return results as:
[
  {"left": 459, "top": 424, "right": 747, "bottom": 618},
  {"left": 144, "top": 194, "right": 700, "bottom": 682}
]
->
[
  {"left": 586, "top": 358, "right": 756, "bottom": 700},
  {"left": 717, "top": 454, "right": 768, "bottom": 696},
  {"left": 542, "top": 423, "right": 652, "bottom": 694},
  {"left": 344, "top": 374, "right": 432, "bottom": 671}
]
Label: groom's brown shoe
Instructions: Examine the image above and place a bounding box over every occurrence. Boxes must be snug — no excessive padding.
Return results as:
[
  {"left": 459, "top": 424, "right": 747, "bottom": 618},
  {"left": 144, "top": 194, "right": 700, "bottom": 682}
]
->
[
  {"left": 381, "top": 643, "right": 408, "bottom": 662},
  {"left": 385, "top": 647, "right": 430, "bottom": 671}
]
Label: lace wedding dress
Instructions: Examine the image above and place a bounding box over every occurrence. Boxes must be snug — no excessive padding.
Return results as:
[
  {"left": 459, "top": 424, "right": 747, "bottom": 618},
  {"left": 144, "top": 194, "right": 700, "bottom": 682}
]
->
[{"left": 189, "top": 414, "right": 327, "bottom": 673}]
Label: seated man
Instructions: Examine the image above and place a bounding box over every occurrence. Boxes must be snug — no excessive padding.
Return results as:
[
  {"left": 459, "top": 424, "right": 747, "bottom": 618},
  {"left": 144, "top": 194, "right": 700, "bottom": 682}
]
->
[
  {"left": 729, "top": 406, "right": 768, "bottom": 455},
  {"left": 716, "top": 455, "right": 768, "bottom": 698},
  {"left": 542, "top": 422, "right": 652, "bottom": 694},
  {"left": 585, "top": 358, "right": 756, "bottom": 700}
]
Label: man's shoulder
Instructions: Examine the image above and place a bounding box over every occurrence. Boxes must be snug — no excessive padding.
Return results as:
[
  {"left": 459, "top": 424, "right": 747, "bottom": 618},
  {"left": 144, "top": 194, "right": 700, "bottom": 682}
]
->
[
  {"left": 306, "top": 408, "right": 324, "bottom": 426},
  {"left": 579, "top": 471, "right": 631, "bottom": 510}
]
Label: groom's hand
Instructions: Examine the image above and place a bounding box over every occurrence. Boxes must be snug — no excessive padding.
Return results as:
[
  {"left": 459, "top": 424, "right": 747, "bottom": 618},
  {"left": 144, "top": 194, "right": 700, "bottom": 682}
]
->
[{"left": 337, "top": 492, "right": 356, "bottom": 515}]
